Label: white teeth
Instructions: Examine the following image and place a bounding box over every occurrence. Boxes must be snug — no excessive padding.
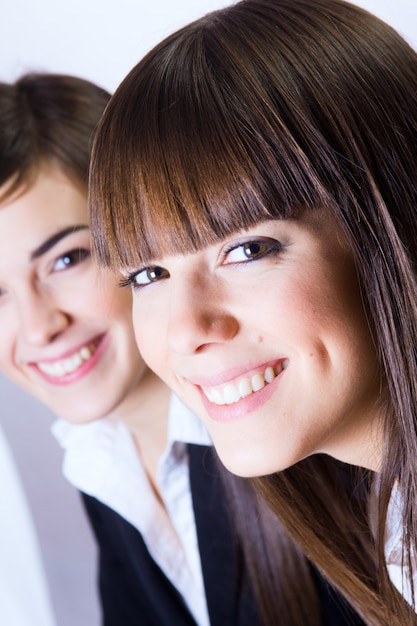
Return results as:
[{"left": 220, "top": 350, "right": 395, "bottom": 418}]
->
[
  {"left": 203, "top": 361, "right": 287, "bottom": 406},
  {"left": 224, "top": 384, "right": 240, "bottom": 405},
  {"left": 46, "top": 361, "right": 65, "bottom": 376},
  {"left": 80, "top": 346, "right": 91, "bottom": 360},
  {"left": 211, "top": 388, "right": 223, "bottom": 404},
  {"left": 264, "top": 366, "right": 275, "bottom": 383},
  {"left": 238, "top": 378, "right": 252, "bottom": 398},
  {"left": 37, "top": 341, "right": 98, "bottom": 378},
  {"left": 251, "top": 372, "right": 265, "bottom": 392}
]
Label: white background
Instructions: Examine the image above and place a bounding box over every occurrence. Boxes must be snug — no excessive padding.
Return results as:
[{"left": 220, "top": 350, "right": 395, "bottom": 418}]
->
[
  {"left": 0, "top": 1, "right": 416, "bottom": 625},
  {"left": 1, "top": 0, "right": 416, "bottom": 92}
]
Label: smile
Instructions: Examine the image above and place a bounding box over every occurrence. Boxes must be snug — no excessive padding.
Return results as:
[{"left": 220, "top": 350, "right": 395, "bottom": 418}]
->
[
  {"left": 202, "top": 360, "right": 288, "bottom": 406},
  {"left": 36, "top": 338, "right": 101, "bottom": 377}
]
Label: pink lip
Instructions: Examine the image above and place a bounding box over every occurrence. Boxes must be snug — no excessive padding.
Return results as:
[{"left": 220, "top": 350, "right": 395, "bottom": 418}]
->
[
  {"left": 29, "top": 334, "right": 107, "bottom": 386},
  {"left": 187, "top": 359, "right": 284, "bottom": 387},
  {"left": 198, "top": 365, "right": 285, "bottom": 422}
]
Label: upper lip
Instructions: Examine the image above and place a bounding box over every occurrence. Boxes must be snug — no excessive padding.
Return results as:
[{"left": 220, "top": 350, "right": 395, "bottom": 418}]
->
[
  {"left": 27, "top": 334, "right": 104, "bottom": 365},
  {"left": 183, "top": 359, "right": 287, "bottom": 388}
]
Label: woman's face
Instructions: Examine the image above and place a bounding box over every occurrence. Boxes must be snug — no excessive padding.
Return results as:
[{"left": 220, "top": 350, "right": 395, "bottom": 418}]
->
[
  {"left": 0, "top": 163, "right": 145, "bottom": 424},
  {"left": 127, "top": 210, "right": 383, "bottom": 475}
]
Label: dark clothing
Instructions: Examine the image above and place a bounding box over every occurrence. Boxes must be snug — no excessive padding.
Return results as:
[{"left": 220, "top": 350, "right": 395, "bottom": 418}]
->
[{"left": 82, "top": 444, "right": 365, "bottom": 625}]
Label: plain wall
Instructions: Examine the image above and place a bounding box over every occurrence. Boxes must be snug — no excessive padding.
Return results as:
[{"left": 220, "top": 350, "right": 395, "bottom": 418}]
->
[
  {"left": 0, "top": 1, "right": 416, "bottom": 625},
  {"left": 0, "top": 0, "right": 416, "bottom": 92}
]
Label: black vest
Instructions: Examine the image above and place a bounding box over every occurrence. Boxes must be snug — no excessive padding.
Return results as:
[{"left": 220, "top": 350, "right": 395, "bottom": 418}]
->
[{"left": 82, "top": 444, "right": 365, "bottom": 626}]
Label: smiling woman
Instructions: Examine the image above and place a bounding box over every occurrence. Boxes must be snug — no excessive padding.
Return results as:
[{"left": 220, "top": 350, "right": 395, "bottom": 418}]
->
[
  {"left": 0, "top": 163, "right": 142, "bottom": 422},
  {"left": 89, "top": 0, "right": 417, "bottom": 624},
  {"left": 123, "top": 213, "right": 380, "bottom": 476},
  {"left": 0, "top": 72, "right": 364, "bottom": 626}
]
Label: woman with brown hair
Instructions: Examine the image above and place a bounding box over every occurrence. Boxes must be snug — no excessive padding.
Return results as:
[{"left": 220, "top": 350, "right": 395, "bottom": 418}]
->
[
  {"left": 0, "top": 71, "right": 360, "bottom": 625},
  {"left": 90, "top": 0, "right": 417, "bottom": 624}
]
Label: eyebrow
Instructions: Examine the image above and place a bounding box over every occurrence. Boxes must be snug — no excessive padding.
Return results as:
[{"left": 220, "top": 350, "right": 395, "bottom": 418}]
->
[{"left": 30, "top": 225, "right": 89, "bottom": 260}]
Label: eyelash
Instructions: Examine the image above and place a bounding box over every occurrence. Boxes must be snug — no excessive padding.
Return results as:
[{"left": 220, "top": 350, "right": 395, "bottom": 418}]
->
[
  {"left": 118, "top": 268, "right": 165, "bottom": 290},
  {"left": 53, "top": 248, "right": 90, "bottom": 271},
  {"left": 118, "top": 237, "right": 284, "bottom": 291},
  {"left": 221, "top": 237, "right": 284, "bottom": 264},
  {"left": 119, "top": 275, "right": 139, "bottom": 289}
]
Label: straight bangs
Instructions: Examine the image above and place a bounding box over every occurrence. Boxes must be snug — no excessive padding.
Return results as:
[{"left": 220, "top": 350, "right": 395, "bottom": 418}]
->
[
  {"left": 90, "top": 2, "right": 343, "bottom": 269},
  {"left": 90, "top": 0, "right": 417, "bottom": 270}
]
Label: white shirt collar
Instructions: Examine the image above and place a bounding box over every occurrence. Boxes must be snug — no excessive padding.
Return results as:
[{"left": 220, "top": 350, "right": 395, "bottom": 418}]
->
[
  {"left": 52, "top": 392, "right": 211, "bottom": 454},
  {"left": 51, "top": 393, "right": 212, "bottom": 626},
  {"left": 50, "top": 392, "right": 211, "bottom": 508},
  {"left": 384, "top": 482, "right": 417, "bottom": 611}
]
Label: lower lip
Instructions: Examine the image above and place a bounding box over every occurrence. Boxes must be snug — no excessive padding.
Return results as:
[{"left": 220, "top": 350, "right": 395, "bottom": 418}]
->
[
  {"left": 199, "top": 370, "right": 283, "bottom": 422},
  {"left": 31, "top": 335, "right": 107, "bottom": 386}
]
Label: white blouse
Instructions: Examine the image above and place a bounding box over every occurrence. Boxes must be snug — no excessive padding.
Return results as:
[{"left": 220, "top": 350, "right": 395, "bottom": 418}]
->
[
  {"left": 385, "top": 483, "right": 416, "bottom": 610},
  {"left": 52, "top": 394, "right": 212, "bottom": 626}
]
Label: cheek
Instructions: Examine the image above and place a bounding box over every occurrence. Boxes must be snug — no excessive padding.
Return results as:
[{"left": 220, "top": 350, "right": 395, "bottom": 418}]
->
[
  {"left": 131, "top": 304, "right": 160, "bottom": 365},
  {"left": 0, "top": 314, "right": 18, "bottom": 373},
  {"left": 90, "top": 279, "right": 126, "bottom": 312},
  {"left": 277, "top": 267, "right": 371, "bottom": 375},
  {"left": 90, "top": 277, "right": 134, "bottom": 327},
  {"left": 0, "top": 349, "right": 14, "bottom": 377}
]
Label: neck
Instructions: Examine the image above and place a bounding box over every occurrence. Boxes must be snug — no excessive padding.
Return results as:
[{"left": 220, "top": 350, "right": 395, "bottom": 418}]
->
[
  {"left": 115, "top": 366, "right": 170, "bottom": 437},
  {"left": 112, "top": 367, "right": 171, "bottom": 498}
]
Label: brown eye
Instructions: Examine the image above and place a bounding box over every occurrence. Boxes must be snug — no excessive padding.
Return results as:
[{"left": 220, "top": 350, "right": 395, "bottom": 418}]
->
[
  {"left": 132, "top": 265, "right": 169, "bottom": 287},
  {"left": 224, "top": 238, "right": 282, "bottom": 264},
  {"left": 53, "top": 248, "right": 90, "bottom": 271},
  {"left": 147, "top": 267, "right": 168, "bottom": 281},
  {"left": 242, "top": 241, "right": 269, "bottom": 259}
]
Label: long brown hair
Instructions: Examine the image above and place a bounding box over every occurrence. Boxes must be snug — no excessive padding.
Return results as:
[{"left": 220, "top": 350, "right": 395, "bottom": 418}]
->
[
  {"left": 0, "top": 72, "right": 326, "bottom": 625},
  {"left": 89, "top": 0, "right": 417, "bottom": 623}
]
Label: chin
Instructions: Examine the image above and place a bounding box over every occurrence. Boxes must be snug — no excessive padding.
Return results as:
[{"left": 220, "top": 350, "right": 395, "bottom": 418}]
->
[
  {"left": 54, "top": 401, "right": 110, "bottom": 424},
  {"left": 57, "top": 412, "right": 101, "bottom": 425},
  {"left": 214, "top": 434, "right": 302, "bottom": 477},
  {"left": 214, "top": 445, "right": 274, "bottom": 478}
]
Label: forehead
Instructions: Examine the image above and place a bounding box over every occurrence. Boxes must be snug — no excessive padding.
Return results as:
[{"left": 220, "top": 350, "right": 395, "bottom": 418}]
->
[
  {"left": 0, "top": 162, "right": 87, "bottom": 227},
  {"left": 0, "top": 164, "right": 88, "bottom": 264}
]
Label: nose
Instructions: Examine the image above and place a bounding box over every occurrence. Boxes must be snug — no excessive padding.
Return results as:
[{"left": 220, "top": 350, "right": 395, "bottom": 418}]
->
[
  {"left": 19, "top": 288, "right": 70, "bottom": 346},
  {"left": 167, "top": 279, "right": 238, "bottom": 354}
]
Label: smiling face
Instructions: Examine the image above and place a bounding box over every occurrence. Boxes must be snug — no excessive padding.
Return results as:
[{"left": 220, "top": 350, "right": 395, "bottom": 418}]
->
[
  {"left": 0, "top": 163, "right": 146, "bottom": 424},
  {"left": 126, "top": 210, "right": 383, "bottom": 475}
]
